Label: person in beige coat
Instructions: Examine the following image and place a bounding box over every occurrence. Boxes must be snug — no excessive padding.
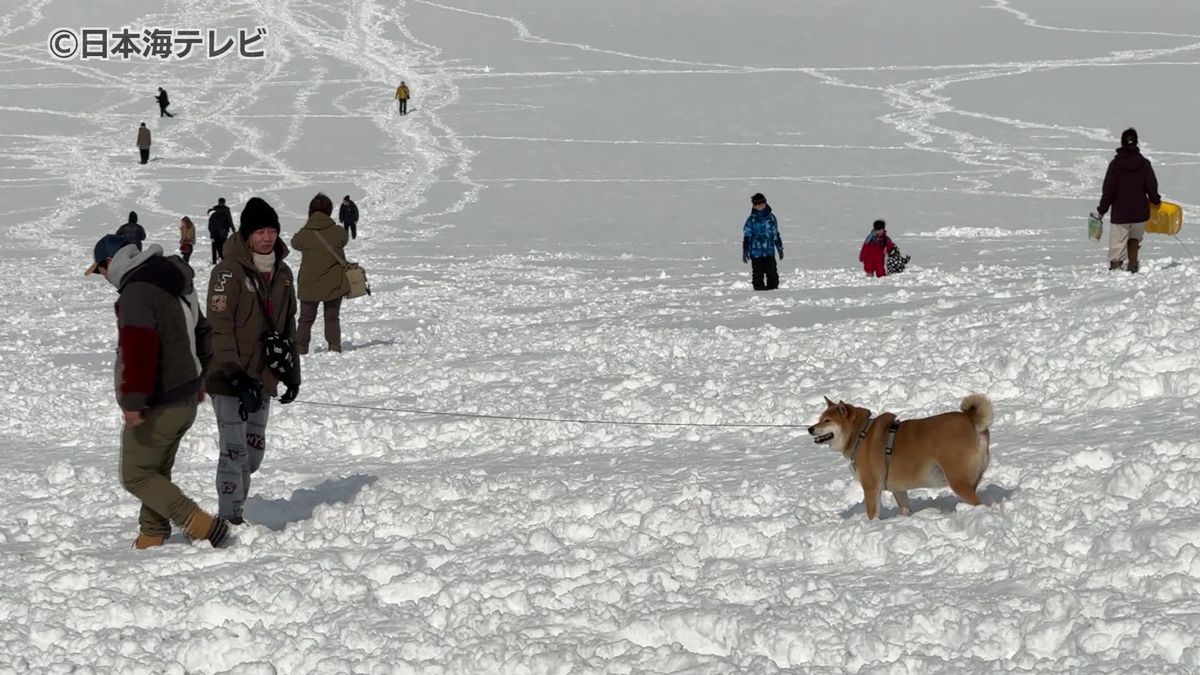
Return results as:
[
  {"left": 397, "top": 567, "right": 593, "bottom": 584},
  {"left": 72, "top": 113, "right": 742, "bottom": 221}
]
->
[
  {"left": 136, "top": 123, "right": 151, "bottom": 164},
  {"left": 291, "top": 193, "right": 350, "bottom": 354},
  {"left": 179, "top": 216, "right": 196, "bottom": 264}
]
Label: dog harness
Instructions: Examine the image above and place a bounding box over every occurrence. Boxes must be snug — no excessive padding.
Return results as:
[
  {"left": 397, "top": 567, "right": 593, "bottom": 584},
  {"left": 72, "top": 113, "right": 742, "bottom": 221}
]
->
[
  {"left": 847, "top": 414, "right": 875, "bottom": 470},
  {"left": 882, "top": 419, "right": 901, "bottom": 489},
  {"left": 848, "top": 414, "right": 902, "bottom": 489}
]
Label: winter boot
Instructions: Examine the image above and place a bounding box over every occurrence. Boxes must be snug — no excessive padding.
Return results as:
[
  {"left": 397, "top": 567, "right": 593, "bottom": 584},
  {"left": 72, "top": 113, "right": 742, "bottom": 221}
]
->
[
  {"left": 328, "top": 343, "right": 342, "bottom": 353},
  {"left": 133, "top": 533, "right": 167, "bottom": 549},
  {"left": 1127, "top": 238, "right": 1140, "bottom": 273},
  {"left": 1109, "top": 259, "right": 1123, "bottom": 271},
  {"left": 182, "top": 508, "right": 232, "bottom": 548}
]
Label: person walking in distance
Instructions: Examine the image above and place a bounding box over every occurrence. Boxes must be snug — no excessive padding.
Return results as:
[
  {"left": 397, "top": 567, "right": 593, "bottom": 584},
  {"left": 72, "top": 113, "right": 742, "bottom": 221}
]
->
[
  {"left": 85, "top": 234, "right": 231, "bottom": 549},
  {"left": 742, "top": 192, "right": 784, "bottom": 290},
  {"left": 137, "top": 123, "right": 151, "bottom": 164},
  {"left": 207, "top": 198, "right": 235, "bottom": 264},
  {"left": 206, "top": 197, "right": 301, "bottom": 525},
  {"left": 155, "top": 87, "right": 174, "bottom": 117},
  {"left": 395, "top": 81, "right": 410, "bottom": 115},
  {"left": 338, "top": 195, "right": 360, "bottom": 240},
  {"left": 179, "top": 216, "right": 196, "bottom": 264},
  {"left": 116, "top": 211, "right": 146, "bottom": 251},
  {"left": 1094, "top": 127, "right": 1161, "bottom": 273}
]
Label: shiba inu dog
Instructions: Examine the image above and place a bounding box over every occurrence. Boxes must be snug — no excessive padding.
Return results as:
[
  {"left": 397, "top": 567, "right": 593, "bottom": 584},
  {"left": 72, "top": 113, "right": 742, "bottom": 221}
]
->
[{"left": 807, "top": 394, "right": 993, "bottom": 520}]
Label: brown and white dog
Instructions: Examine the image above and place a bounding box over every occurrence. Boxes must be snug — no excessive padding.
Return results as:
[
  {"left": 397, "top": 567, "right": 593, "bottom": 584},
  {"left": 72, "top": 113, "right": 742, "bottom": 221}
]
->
[{"left": 807, "top": 394, "right": 993, "bottom": 520}]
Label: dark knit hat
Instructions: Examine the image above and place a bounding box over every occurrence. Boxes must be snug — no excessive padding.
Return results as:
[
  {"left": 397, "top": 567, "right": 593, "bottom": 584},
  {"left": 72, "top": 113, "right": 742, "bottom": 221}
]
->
[
  {"left": 1121, "top": 127, "right": 1138, "bottom": 148},
  {"left": 751, "top": 192, "right": 767, "bottom": 205},
  {"left": 873, "top": 219, "right": 886, "bottom": 230},
  {"left": 239, "top": 197, "right": 280, "bottom": 240}
]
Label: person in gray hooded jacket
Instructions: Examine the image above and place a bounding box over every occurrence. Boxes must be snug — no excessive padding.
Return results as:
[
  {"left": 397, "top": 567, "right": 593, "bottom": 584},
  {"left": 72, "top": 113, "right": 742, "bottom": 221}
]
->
[{"left": 87, "top": 234, "right": 230, "bottom": 549}]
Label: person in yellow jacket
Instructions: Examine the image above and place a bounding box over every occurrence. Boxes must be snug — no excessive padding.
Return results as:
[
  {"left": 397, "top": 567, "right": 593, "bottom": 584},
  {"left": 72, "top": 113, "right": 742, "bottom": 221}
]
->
[{"left": 395, "top": 81, "right": 410, "bottom": 115}]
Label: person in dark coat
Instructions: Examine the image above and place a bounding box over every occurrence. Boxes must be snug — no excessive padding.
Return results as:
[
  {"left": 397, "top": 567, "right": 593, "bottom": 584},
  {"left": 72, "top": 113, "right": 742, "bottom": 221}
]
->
[
  {"left": 156, "top": 87, "right": 173, "bottom": 117},
  {"left": 1094, "top": 127, "right": 1161, "bottom": 273},
  {"left": 207, "top": 198, "right": 235, "bottom": 264},
  {"left": 338, "top": 195, "right": 360, "bottom": 240},
  {"left": 116, "top": 211, "right": 147, "bottom": 251},
  {"left": 136, "top": 123, "right": 151, "bottom": 164},
  {"left": 742, "top": 193, "right": 784, "bottom": 290}
]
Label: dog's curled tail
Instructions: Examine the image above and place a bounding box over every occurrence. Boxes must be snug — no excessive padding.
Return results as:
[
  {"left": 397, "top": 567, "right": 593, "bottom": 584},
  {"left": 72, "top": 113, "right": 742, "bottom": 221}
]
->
[{"left": 960, "top": 394, "right": 993, "bottom": 432}]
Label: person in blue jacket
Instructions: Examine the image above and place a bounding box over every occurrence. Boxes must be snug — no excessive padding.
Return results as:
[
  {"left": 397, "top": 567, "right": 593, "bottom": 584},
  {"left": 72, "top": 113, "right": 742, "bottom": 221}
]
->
[{"left": 742, "top": 193, "right": 784, "bottom": 290}]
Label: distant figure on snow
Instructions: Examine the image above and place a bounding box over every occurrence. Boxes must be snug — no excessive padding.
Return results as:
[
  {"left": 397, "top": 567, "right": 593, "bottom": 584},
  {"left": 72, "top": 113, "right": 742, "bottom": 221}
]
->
[
  {"left": 742, "top": 192, "right": 784, "bottom": 291},
  {"left": 338, "top": 195, "right": 360, "bottom": 240},
  {"left": 395, "top": 81, "right": 410, "bottom": 115},
  {"left": 1093, "top": 127, "right": 1160, "bottom": 273},
  {"left": 207, "top": 198, "right": 235, "bottom": 264},
  {"left": 180, "top": 216, "right": 196, "bottom": 264},
  {"left": 860, "top": 219, "right": 896, "bottom": 278},
  {"left": 116, "top": 211, "right": 146, "bottom": 251},
  {"left": 156, "top": 87, "right": 173, "bottom": 117},
  {"left": 136, "top": 123, "right": 151, "bottom": 164}
]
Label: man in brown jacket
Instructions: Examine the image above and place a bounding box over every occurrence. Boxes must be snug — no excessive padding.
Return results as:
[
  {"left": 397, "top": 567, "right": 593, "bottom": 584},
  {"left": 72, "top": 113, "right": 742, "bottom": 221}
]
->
[
  {"left": 87, "top": 234, "right": 231, "bottom": 549},
  {"left": 292, "top": 193, "right": 350, "bottom": 354},
  {"left": 136, "top": 123, "right": 151, "bottom": 164},
  {"left": 1095, "top": 127, "right": 1161, "bottom": 273},
  {"left": 206, "top": 197, "right": 300, "bottom": 525}
]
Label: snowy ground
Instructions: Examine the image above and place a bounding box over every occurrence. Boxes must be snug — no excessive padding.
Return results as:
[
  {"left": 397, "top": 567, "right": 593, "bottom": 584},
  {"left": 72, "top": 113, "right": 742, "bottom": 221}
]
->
[{"left": 4, "top": 0, "right": 1200, "bottom": 672}]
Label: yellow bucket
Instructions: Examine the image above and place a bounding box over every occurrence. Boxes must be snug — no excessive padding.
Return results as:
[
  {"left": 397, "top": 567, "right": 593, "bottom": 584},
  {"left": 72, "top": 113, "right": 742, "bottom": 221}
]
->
[{"left": 1147, "top": 201, "right": 1183, "bottom": 235}]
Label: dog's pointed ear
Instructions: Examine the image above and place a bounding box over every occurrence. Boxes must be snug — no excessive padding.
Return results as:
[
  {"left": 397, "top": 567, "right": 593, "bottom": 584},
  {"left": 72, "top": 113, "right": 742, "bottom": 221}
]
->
[
  {"left": 823, "top": 395, "right": 835, "bottom": 407},
  {"left": 837, "top": 402, "right": 849, "bottom": 417}
]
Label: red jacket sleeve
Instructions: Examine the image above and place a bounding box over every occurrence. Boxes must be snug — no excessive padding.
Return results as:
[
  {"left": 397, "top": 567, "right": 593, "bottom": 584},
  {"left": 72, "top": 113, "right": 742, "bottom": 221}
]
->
[{"left": 116, "top": 285, "right": 161, "bottom": 411}]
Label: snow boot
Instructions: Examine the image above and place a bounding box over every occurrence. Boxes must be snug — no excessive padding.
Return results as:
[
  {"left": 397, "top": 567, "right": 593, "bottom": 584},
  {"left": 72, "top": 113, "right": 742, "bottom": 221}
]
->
[
  {"left": 1109, "top": 259, "right": 1123, "bottom": 271},
  {"left": 133, "top": 533, "right": 167, "bottom": 549},
  {"left": 1127, "top": 238, "right": 1140, "bottom": 273},
  {"left": 183, "top": 508, "right": 232, "bottom": 547}
]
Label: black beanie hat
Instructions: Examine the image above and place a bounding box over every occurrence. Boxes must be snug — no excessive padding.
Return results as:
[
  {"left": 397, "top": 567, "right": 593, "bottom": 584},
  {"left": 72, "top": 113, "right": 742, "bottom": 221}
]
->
[
  {"left": 1121, "top": 127, "right": 1138, "bottom": 147},
  {"left": 751, "top": 192, "right": 767, "bottom": 205},
  {"left": 239, "top": 197, "right": 280, "bottom": 240},
  {"left": 873, "top": 219, "right": 886, "bottom": 230}
]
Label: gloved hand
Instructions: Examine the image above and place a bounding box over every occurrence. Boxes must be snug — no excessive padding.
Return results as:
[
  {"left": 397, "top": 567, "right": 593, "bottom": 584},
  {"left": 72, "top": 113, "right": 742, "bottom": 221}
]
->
[
  {"left": 1090, "top": 211, "right": 1102, "bottom": 221},
  {"left": 228, "top": 370, "right": 263, "bottom": 421},
  {"left": 280, "top": 383, "right": 300, "bottom": 405},
  {"left": 742, "top": 255, "right": 749, "bottom": 264},
  {"left": 777, "top": 249, "right": 784, "bottom": 260}
]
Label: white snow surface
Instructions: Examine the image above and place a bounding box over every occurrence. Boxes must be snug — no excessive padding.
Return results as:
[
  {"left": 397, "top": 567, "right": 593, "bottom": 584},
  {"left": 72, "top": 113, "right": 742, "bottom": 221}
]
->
[{"left": 4, "top": 0, "right": 1200, "bottom": 673}]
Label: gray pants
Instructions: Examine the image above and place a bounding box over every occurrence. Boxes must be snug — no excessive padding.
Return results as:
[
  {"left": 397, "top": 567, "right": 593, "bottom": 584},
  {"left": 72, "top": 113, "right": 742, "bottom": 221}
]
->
[
  {"left": 212, "top": 394, "right": 271, "bottom": 520},
  {"left": 1108, "top": 220, "right": 1146, "bottom": 262}
]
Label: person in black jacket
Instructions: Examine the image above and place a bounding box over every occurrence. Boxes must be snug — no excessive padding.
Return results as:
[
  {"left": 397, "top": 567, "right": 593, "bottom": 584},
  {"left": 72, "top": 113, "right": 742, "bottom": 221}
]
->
[
  {"left": 338, "top": 195, "right": 360, "bottom": 240},
  {"left": 155, "top": 87, "right": 173, "bottom": 117},
  {"left": 116, "top": 211, "right": 147, "bottom": 250},
  {"left": 207, "top": 198, "right": 235, "bottom": 263},
  {"left": 1094, "top": 127, "right": 1161, "bottom": 273}
]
